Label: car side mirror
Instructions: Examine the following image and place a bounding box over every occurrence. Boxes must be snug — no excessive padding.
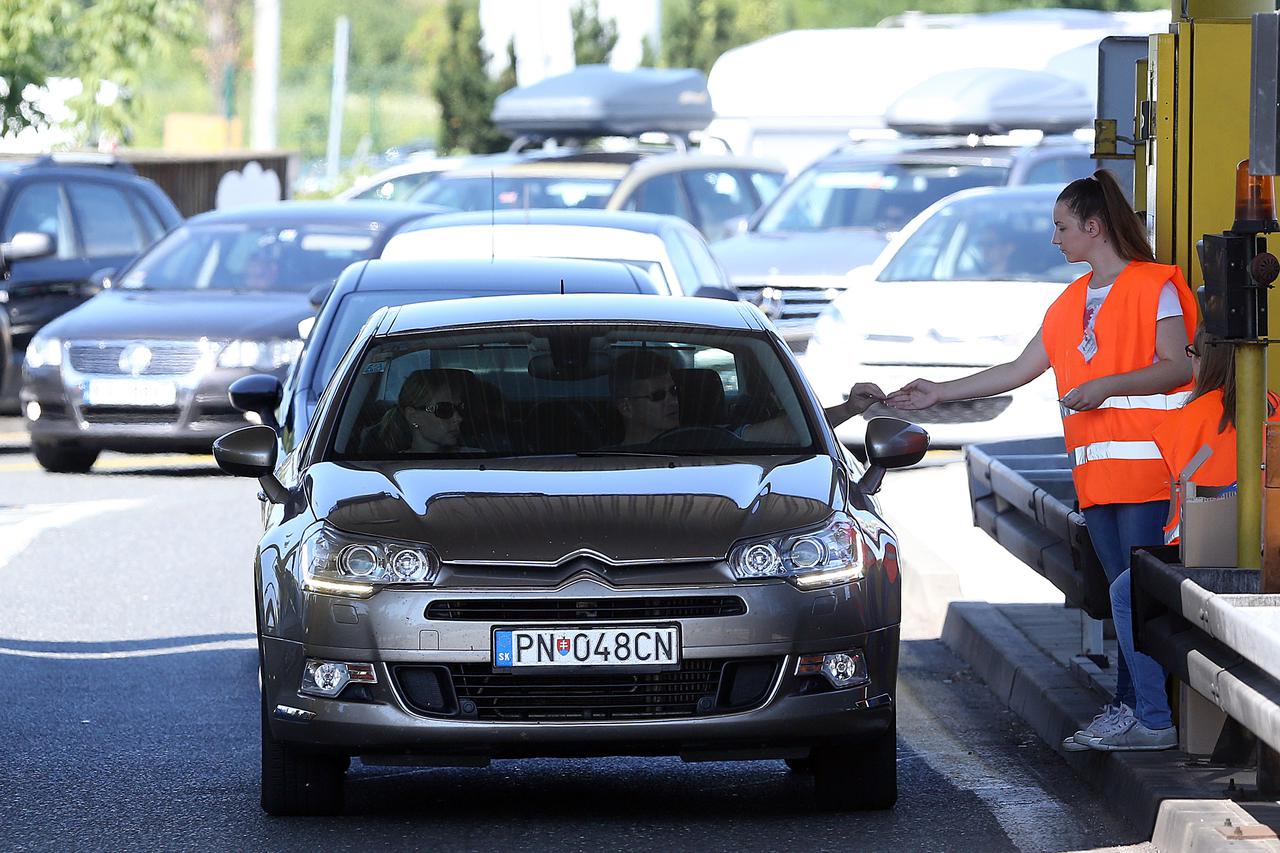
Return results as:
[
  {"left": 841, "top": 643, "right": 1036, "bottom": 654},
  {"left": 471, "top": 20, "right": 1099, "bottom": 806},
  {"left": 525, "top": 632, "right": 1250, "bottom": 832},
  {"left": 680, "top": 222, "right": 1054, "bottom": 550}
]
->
[
  {"left": 213, "top": 424, "right": 289, "bottom": 503},
  {"left": 693, "top": 284, "right": 739, "bottom": 301},
  {"left": 228, "top": 374, "right": 283, "bottom": 431},
  {"left": 857, "top": 417, "right": 929, "bottom": 494},
  {"left": 308, "top": 282, "right": 334, "bottom": 308},
  {"left": 1, "top": 231, "right": 55, "bottom": 263}
]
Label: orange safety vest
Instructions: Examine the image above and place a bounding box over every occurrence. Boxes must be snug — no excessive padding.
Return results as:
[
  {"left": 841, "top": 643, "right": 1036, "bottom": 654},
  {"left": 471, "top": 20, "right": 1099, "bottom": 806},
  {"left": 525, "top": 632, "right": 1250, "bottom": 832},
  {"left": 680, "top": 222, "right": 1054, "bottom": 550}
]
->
[
  {"left": 1153, "top": 389, "right": 1280, "bottom": 544},
  {"left": 1041, "top": 261, "right": 1198, "bottom": 509}
]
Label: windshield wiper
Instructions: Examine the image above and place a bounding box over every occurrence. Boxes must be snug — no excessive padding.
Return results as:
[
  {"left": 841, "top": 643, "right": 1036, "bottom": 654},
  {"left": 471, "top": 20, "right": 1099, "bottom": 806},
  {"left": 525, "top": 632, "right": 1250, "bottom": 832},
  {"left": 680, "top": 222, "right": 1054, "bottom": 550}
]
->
[{"left": 573, "top": 450, "right": 682, "bottom": 459}]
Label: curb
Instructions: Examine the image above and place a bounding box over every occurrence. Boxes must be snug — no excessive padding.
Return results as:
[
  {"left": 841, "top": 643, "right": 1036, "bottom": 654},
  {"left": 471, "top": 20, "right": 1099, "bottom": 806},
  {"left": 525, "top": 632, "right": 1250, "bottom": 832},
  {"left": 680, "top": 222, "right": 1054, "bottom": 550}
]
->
[{"left": 942, "top": 601, "right": 1279, "bottom": 848}]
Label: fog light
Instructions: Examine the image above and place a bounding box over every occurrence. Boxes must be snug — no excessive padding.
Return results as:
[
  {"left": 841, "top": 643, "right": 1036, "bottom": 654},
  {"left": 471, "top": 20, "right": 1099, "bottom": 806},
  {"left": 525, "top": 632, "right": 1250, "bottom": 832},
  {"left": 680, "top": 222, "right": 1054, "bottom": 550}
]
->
[
  {"left": 24, "top": 400, "right": 40, "bottom": 421},
  {"left": 796, "top": 649, "right": 868, "bottom": 689},
  {"left": 301, "top": 658, "right": 377, "bottom": 697}
]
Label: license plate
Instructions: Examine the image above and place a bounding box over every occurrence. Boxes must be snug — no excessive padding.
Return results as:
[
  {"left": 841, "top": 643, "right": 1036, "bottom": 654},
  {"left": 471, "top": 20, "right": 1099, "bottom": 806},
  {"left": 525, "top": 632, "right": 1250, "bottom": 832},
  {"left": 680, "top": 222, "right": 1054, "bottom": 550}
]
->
[
  {"left": 85, "top": 379, "right": 177, "bottom": 407},
  {"left": 493, "top": 626, "right": 680, "bottom": 669}
]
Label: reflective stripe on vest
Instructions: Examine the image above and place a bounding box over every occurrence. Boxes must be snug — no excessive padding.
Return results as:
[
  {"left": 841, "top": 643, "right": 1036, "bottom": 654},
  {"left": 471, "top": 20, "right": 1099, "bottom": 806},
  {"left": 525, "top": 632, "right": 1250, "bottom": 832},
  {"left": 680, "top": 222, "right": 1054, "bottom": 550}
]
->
[
  {"left": 1164, "top": 521, "right": 1180, "bottom": 545},
  {"left": 1060, "top": 391, "right": 1192, "bottom": 420},
  {"left": 1072, "top": 440, "right": 1162, "bottom": 467}
]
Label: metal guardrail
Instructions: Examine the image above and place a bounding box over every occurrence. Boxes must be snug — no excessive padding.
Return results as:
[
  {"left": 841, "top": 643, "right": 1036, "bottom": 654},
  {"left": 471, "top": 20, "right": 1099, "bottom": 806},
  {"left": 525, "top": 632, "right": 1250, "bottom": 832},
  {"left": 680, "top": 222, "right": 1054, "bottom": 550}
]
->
[
  {"left": 966, "top": 437, "right": 1113, "bottom": 619},
  {"left": 1131, "top": 549, "right": 1280, "bottom": 755}
]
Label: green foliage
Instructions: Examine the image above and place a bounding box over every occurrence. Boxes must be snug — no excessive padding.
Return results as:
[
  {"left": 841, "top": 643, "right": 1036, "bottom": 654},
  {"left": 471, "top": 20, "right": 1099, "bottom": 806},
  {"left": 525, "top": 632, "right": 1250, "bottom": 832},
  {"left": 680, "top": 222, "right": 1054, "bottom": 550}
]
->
[
  {"left": 571, "top": 0, "right": 619, "bottom": 66},
  {"left": 432, "top": 0, "right": 506, "bottom": 154},
  {"left": 0, "top": 0, "right": 198, "bottom": 144},
  {"left": 497, "top": 37, "right": 519, "bottom": 95},
  {"left": 639, "top": 35, "right": 658, "bottom": 68}
]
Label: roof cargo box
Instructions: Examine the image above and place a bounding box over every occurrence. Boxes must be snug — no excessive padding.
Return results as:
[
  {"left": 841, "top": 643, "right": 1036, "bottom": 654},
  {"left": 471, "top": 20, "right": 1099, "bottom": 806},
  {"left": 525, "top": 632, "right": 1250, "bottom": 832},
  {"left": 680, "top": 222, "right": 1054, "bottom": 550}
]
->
[{"left": 491, "top": 65, "right": 714, "bottom": 139}]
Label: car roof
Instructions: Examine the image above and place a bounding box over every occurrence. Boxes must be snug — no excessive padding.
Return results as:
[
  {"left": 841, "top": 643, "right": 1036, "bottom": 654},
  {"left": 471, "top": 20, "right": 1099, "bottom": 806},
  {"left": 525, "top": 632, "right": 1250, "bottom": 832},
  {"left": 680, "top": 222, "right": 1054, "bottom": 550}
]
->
[
  {"left": 433, "top": 161, "right": 632, "bottom": 180},
  {"left": 351, "top": 257, "right": 660, "bottom": 295},
  {"left": 397, "top": 208, "right": 683, "bottom": 236},
  {"left": 385, "top": 290, "right": 763, "bottom": 335},
  {"left": 621, "top": 152, "right": 787, "bottom": 178},
  {"left": 187, "top": 200, "right": 451, "bottom": 227}
]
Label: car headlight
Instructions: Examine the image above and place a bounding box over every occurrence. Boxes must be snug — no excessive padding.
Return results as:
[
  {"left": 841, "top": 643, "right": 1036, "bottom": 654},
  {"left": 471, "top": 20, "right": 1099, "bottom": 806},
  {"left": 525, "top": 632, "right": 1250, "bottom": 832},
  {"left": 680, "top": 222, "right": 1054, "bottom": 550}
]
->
[
  {"left": 297, "top": 524, "right": 439, "bottom": 598},
  {"left": 728, "top": 513, "right": 866, "bottom": 589},
  {"left": 218, "top": 338, "right": 303, "bottom": 370},
  {"left": 25, "top": 335, "right": 62, "bottom": 369}
]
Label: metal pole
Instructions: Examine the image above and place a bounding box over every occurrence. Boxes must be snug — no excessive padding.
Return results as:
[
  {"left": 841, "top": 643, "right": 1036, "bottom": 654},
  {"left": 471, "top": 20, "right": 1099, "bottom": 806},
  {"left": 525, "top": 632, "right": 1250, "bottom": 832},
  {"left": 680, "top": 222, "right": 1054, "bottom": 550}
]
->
[
  {"left": 1237, "top": 342, "right": 1266, "bottom": 569},
  {"left": 325, "top": 16, "right": 351, "bottom": 188},
  {"left": 251, "top": 0, "right": 279, "bottom": 150}
]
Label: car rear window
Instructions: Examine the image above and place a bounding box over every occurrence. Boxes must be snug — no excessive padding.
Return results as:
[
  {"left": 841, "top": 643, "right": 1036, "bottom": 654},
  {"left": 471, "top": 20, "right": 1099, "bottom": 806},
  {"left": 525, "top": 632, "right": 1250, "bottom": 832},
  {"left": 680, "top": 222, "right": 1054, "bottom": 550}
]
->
[{"left": 328, "top": 324, "right": 816, "bottom": 459}]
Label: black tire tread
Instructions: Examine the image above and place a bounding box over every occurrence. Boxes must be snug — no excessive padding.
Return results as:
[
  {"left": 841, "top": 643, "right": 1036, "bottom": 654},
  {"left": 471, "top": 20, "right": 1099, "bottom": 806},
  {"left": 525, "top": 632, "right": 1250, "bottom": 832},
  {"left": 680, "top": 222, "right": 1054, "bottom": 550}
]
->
[
  {"left": 260, "top": 703, "right": 345, "bottom": 816},
  {"left": 32, "top": 442, "right": 98, "bottom": 474},
  {"left": 812, "top": 719, "right": 897, "bottom": 811}
]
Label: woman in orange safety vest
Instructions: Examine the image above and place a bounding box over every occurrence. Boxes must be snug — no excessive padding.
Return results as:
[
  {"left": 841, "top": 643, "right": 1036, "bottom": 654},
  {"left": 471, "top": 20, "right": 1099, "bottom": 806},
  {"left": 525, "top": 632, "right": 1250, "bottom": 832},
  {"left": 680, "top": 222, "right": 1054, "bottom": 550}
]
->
[
  {"left": 1153, "top": 324, "right": 1280, "bottom": 545},
  {"left": 888, "top": 169, "right": 1196, "bottom": 752}
]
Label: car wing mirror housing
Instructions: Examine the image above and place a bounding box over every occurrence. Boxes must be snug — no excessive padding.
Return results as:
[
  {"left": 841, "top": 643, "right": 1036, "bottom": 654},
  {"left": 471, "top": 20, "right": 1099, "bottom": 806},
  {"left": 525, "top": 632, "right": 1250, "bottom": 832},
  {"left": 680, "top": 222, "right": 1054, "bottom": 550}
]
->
[
  {"left": 214, "top": 424, "right": 289, "bottom": 503},
  {"left": 228, "top": 374, "right": 283, "bottom": 431},
  {"left": 858, "top": 417, "right": 930, "bottom": 494},
  {"left": 1, "top": 231, "right": 55, "bottom": 264},
  {"left": 693, "top": 284, "right": 739, "bottom": 301},
  {"left": 308, "top": 282, "right": 333, "bottom": 308}
]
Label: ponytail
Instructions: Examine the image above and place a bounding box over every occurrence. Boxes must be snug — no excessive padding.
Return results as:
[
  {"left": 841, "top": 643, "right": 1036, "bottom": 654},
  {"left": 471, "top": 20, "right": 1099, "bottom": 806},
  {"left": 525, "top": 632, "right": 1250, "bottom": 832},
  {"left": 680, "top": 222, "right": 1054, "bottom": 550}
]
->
[{"left": 1056, "top": 169, "right": 1155, "bottom": 262}]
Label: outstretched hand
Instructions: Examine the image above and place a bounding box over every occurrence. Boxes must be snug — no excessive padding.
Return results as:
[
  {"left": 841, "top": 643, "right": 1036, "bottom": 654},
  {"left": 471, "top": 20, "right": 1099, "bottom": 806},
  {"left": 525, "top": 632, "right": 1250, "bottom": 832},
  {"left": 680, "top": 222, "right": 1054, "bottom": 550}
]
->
[
  {"left": 844, "top": 382, "right": 886, "bottom": 416},
  {"left": 886, "top": 379, "right": 940, "bottom": 411}
]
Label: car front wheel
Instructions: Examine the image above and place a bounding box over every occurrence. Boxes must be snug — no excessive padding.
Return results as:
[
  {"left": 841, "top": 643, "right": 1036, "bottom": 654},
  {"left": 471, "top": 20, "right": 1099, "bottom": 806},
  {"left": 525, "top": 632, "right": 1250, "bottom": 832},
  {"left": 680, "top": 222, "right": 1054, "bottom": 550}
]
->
[
  {"left": 32, "top": 442, "right": 99, "bottom": 473},
  {"left": 260, "top": 691, "right": 346, "bottom": 816},
  {"left": 811, "top": 717, "right": 897, "bottom": 811}
]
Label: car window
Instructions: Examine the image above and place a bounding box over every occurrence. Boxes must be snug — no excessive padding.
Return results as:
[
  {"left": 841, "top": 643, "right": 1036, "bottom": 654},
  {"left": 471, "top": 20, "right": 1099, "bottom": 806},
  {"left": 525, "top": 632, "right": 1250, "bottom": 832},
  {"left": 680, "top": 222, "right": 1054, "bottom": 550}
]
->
[
  {"left": 3, "top": 181, "right": 76, "bottom": 259},
  {"left": 1021, "top": 155, "right": 1095, "bottom": 186},
  {"left": 119, "top": 223, "right": 378, "bottom": 292},
  {"left": 129, "top": 192, "right": 169, "bottom": 244},
  {"left": 675, "top": 225, "right": 726, "bottom": 288},
  {"left": 878, "top": 193, "right": 1089, "bottom": 284},
  {"left": 757, "top": 162, "right": 1008, "bottom": 235},
  {"left": 661, "top": 229, "right": 698, "bottom": 295},
  {"left": 624, "top": 172, "right": 692, "bottom": 220},
  {"left": 352, "top": 172, "right": 438, "bottom": 201},
  {"left": 682, "top": 170, "right": 758, "bottom": 231},
  {"left": 328, "top": 323, "right": 817, "bottom": 459},
  {"left": 415, "top": 175, "right": 619, "bottom": 211},
  {"left": 67, "top": 182, "right": 146, "bottom": 257},
  {"left": 745, "top": 170, "right": 784, "bottom": 206}
]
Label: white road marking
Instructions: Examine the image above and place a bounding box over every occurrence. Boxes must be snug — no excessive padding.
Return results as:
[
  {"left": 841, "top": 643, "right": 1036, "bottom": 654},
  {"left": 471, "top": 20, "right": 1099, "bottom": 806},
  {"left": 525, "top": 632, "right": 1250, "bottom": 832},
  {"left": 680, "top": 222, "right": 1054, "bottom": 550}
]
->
[
  {"left": 0, "top": 637, "right": 257, "bottom": 659},
  {"left": 897, "top": 677, "right": 1090, "bottom": 853},
  {"left": 0, "top": 499, "right": 145, "bottom": 570}
]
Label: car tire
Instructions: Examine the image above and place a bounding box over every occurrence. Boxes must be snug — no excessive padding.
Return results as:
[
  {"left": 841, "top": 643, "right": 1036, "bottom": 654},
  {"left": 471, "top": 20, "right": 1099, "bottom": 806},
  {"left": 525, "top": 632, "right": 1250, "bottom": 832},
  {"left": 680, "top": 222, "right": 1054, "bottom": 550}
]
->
[
  {"left": 259, "top": 689, "right": 345, "bottom": 816},
  {"left": 32, "top": 442, "right": 99, "bottom": 473},
  {"left": 811, "top": 717, "right": 897, "bottom": 811}
]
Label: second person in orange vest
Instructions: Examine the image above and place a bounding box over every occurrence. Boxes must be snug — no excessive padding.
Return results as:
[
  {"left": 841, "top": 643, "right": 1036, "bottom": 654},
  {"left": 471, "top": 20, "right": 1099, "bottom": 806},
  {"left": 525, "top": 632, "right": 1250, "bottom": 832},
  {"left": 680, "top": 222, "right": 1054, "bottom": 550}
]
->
[{"left": 887, "top": 169, "right": 1197, "bottom": 751}]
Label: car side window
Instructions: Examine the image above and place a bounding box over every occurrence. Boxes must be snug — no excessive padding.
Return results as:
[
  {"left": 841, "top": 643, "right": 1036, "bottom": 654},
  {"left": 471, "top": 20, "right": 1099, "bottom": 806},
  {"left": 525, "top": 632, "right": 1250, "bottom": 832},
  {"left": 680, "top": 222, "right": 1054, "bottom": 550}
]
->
[
  {"left": 676, "top": 225, "right": 727, "bottom": 288},
  {"left": 681, "top": 170, "right": 758, "bottom": 232},
  {"left": 67, "top": 182, "right": 146, "bottom": 257},
  {"left": 128, "top": 191, "right": 168, "bottom": 244},
  {"left": 662, "top": 228, "right": 699, "bottom": 295},
  {"left": 625, "top": 172, "right": 691, "bottom": 220},
  {"left": 1022, "top": 156, "right": 1094, "bottom": 186},
  {"left": 3, "top": 181, "right": 77, "bottom": 259},
  {"left": 745, "top": 170, "right": 784, "bottom": 206}
]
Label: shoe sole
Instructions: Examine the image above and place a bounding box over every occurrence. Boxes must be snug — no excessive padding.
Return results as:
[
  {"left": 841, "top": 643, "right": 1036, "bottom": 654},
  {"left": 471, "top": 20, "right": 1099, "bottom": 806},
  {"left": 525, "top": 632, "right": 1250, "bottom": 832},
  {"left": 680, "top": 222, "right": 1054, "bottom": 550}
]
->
[
  {"left": 1089, "top": 741, "right": 1176, "bottom": 752},
  {"left": 1061, "top": 737, "right": 1094, "bottom": 752}
]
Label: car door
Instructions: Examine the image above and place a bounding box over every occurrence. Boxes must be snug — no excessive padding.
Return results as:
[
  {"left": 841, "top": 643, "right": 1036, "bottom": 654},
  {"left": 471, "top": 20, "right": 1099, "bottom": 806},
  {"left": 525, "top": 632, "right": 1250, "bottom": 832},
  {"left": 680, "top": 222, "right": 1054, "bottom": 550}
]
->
[{"left": 1, "top": 179, "right": 92, "bottom": 367}]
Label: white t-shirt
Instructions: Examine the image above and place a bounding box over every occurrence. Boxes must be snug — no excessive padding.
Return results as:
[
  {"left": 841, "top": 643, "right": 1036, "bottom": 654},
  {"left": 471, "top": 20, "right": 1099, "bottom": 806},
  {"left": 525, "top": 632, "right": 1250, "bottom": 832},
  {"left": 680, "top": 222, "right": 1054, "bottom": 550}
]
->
[{"left": 1080, "top": 280, "right": 1181, "bottom": 362}]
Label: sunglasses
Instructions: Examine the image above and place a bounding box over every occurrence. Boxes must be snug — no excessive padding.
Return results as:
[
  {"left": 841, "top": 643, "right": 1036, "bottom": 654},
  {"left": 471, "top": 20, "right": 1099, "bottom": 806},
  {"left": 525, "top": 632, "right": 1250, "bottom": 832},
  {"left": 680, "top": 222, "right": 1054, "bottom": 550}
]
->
[
  {"left": 413, "top": 401, "right": 466, "bottom": 419},
  {"left": 1185, "top": 344, "right": 1200, "bottom": 359},
  {"left": 625, "top": 384, "right": 678, "bottom": 403}
]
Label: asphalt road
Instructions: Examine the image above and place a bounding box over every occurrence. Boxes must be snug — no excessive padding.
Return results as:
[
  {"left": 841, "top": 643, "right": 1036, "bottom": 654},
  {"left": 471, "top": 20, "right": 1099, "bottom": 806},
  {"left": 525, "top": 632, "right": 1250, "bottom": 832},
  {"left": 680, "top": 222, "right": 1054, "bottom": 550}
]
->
[{"left": 0, "top": 432, "right": 1152, "bottom": 852}]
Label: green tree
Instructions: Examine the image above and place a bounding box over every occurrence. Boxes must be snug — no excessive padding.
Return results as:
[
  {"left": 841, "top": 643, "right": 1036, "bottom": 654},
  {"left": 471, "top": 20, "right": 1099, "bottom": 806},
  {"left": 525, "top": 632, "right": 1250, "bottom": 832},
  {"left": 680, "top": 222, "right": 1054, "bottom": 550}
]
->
[
  {"left": 659, "top": 0, "right": 739, "bottom": 73},
  {"left": 570, "top": 0, "right": 619, "bottom": 66},
  {"left": 497, "top": 36, "right": 519, "bottom": 95},
  {"left": 0, "top": 0, "right": 198, "bottom": 144},
  {"left": 432, "top": 0, "right": 506, "bottom": 154},
  {"left": 638, "top": 34, "right": 658, "bottom": 68}
]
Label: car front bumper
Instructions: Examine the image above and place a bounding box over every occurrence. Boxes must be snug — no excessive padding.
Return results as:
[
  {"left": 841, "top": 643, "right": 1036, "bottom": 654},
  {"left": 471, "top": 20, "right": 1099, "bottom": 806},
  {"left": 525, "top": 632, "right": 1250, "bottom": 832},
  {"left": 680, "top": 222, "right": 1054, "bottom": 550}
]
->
[{"left": 260, "top": 577, "right": 899, "bottom": 762}]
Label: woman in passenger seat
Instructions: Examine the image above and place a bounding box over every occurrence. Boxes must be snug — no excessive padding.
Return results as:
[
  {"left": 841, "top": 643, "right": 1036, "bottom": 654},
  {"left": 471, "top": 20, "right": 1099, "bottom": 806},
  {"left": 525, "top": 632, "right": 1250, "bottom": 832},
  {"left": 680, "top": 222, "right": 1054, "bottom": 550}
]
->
[{"left": 366, "top": 369, "right": 476, "bottom": 454}]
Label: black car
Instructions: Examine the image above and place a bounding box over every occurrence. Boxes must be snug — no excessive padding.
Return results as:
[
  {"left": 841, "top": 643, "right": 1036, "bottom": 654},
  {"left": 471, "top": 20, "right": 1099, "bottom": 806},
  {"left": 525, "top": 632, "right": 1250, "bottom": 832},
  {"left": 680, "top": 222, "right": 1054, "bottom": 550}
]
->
[
  {"left": 265, "top": 257, "right": 662, "bottom": 452},
  {"left": 21, "top": 201, "right": 446, "bottom": 472},
  {"left": 0, "top": 155, "right": 183, "bottom": 407},
  {"left": 213, "top": 289, "right": 928, "bottom": 815}
]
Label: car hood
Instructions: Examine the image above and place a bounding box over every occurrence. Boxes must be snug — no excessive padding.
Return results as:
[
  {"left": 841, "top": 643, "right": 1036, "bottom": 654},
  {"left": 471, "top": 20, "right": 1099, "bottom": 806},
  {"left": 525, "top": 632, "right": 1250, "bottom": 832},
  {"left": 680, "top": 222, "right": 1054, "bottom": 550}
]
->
[
  {"left": 45, "top": 289, "right": 312, "bottom": 341},
  {"left": 712, "top": 230, "right": 891, "bottom": 279},
  {"left": 838, "top": 278, "right": 1067, "bottom": 364},
  {"left": 307, "top": 454, "right": 842, "bottom": 564}
]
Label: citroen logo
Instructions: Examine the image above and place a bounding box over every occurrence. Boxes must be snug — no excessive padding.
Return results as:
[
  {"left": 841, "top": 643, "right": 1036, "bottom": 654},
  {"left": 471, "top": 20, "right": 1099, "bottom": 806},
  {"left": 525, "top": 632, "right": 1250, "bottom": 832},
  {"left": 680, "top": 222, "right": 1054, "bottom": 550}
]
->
[{"left": 119, "top": 343, "right": 152, "bottom": 376}]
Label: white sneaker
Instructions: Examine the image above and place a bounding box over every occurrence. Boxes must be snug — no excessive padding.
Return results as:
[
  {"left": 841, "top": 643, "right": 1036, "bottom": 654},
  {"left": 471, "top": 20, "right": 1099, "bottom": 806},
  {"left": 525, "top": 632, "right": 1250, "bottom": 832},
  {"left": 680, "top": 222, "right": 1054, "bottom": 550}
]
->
[
  {"left": 1071, "top": 703, "right": 1134, "bottom": 746},
  {"left": 1089, "top": 721, "right": 1177, "bottom": 751}
]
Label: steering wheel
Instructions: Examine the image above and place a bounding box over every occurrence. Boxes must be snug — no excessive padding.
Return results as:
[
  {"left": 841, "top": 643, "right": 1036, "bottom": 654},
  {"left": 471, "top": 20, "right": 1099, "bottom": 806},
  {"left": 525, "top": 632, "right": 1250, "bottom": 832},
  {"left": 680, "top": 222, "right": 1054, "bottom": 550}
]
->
[{"left": 645, "top": 425, "right": 747, "bottom": 452}]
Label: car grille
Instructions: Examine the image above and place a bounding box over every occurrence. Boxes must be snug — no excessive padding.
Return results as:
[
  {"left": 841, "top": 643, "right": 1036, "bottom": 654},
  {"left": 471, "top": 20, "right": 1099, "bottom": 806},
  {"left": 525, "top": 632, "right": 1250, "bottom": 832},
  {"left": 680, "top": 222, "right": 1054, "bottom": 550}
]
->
[
  {"left": 68, "top": 341, "right": 206, "bottom": 376},
  {"left": 866, "top": 396, "right": 1013, "bottom": 424},
  {"left": 735, "top": 278, "right": 847, "bottom": 325},
  {"left": 394, "top": 658, "right": 780, "bottom": 721},
  {"left": 425, "top": 596, "right": 747, "bottom": 622},
  {"left": 81, "top": 406, "right": 180, "bottom": 425}
]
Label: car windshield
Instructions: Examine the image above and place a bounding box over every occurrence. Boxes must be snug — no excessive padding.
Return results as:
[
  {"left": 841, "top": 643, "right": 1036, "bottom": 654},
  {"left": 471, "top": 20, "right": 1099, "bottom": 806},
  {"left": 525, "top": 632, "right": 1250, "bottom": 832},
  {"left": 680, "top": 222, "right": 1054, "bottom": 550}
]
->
[
  {"left": 118, "top": 223, "right": 379, "bottom": 292},
  {"left": 329, "top": 324, "right": 817, "bottom": 459},
  {"left": 350, "top": 172, "right": 439, "bottom": 201},
  {"left": 878, "top": 193, "right": 1089, "bottom": 283},
  {"left": 756, "top": 161, "right": 1007, "bottom": 234},
  {"left": 411, "top": 175, "right": 620, "bottom": 211}
]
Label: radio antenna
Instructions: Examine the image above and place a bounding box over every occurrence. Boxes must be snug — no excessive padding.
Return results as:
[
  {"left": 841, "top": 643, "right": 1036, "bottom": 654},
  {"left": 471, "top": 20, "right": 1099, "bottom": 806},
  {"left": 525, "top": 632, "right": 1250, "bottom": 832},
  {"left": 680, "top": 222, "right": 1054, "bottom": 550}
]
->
[{"left": 490, "top": 170, "right": 495, "bottom": 263}]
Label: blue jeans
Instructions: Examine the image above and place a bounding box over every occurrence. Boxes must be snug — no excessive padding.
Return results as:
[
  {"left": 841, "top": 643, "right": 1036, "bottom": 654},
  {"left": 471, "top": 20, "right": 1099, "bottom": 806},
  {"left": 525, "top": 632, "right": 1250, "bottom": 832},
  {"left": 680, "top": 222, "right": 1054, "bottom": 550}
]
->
[
  {"left": 1111, "top": 568, "right": 1173, "bottom": 729},
  {"left": 1081, "top": 500, "right": 1168, "bottom": 714}
]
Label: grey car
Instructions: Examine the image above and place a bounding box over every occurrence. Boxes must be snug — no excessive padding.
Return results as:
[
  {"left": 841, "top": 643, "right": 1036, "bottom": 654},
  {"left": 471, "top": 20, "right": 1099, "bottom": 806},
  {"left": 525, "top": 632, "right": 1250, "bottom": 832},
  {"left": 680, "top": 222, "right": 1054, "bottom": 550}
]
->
[{"left": 214, "top": 281, "right": 928, "bottom": 815}]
